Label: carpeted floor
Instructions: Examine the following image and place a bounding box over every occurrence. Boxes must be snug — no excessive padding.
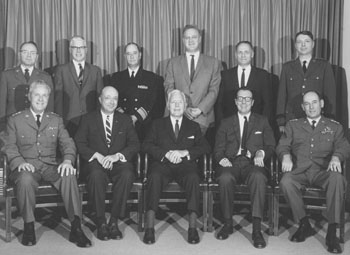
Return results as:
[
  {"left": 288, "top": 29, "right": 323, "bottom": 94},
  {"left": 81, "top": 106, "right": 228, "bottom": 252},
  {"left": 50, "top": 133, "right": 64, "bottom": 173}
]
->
[{"left": 0, "top": 201, "right": 349, "bottom": 255}]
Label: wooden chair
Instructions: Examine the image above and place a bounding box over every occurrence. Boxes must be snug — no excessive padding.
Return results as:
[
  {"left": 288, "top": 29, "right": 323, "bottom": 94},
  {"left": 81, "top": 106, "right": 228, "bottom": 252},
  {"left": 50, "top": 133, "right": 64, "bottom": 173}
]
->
[
  {"left": 79, "top": 153, "right": 144, "bottom": 232},
  {"left": 143, "top": 153, "right": 210, "bottom": 231},
  {"left": 273, "top": 160, "right": 346, "bottom": 242},
  {"left": 1, "top": 153, "right": 84, "bottom": 242},
  {"left": 206, "top": 155, "right": 276, "bottom": 235}
]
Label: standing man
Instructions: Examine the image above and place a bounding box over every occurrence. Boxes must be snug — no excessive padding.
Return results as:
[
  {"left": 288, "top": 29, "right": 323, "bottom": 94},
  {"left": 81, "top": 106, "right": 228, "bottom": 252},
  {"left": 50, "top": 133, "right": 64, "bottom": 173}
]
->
[
  {"left": 0, "top": 41, "right": 54, "bottom": 132},
  {"left": 2, "top": 80, "right": 91, "bottom": 247},
  {"left": 277, "top": 91, "right": 349, "bottom": 254},
  {"left": 109, "top": 42, "right": 165, "bottom": 141},
  {"left": 75, "top": 86, "right": 140, "bottom": 241},
  {"left": 142, "top": 90, "right": 210, "bottom": 245},
  {"left": 276, "top": 31, "right": 336, "bottom": 133},
  {"left": 54, "top": 35, "right": 103, "bottom": 136},
  {"left": 164, "top": 24, "right": 221, "bottom": 135},
  {"left": 216, "top": 41, "right": 272, "bottom": 125},
  {"left": 214, "top": 88, "right": 275, "bottom": 249}
]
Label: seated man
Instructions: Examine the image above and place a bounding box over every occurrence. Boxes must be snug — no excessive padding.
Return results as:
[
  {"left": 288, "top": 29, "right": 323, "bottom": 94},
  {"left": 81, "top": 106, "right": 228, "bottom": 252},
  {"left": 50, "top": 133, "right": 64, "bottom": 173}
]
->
[
  {"left": 214, "top": 88, "right": 275, "bottom": 249},
  {"left": 277, "top": 90, "right": 350, "bottom": 254},
  {"left": 75, "top": 86, "right": 140, "bottom": 241},
  {"left": 142, "top": 89, "right": 210, "bottom": 244},
  {"left": 2, "top": 80, "right": 91, "bottom": 247}
]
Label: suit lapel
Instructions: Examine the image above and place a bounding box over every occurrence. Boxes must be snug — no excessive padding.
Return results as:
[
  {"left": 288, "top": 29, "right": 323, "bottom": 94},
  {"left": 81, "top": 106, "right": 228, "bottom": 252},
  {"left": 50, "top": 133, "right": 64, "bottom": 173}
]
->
[
  {"left": 193, "top": 54, "right": 203, "bottom": 82},
  {"left": 246, "top": 114, "right": 256, "bottom": 139},
  {"left": 23, "top": 109, "right": 39, "bottom": 130},
  {"left": 306, "top": 58, "right": 317, "bottom": 76},
  {"left": 180, "top": 55, "right": 191, "bottom": 84},
  {"left": 292, "top": 58, "right": 304, "bottom": 76},
  {"left": 232, "top": 114, "right": 241, "bottom": 144},
  {"left": 15, "top": 66, "right": 26, "bottom": 84},
  {"left": 82, "top": 62, "right": 90, "bottom": 86},
  {"left": 96, "top": 111, "right": 107, "bottom": 144},
  {"left": 68, "top": 61, "right": 80, "bottom": 87},
  {"left": 111, "top": 112, "right": 120, "bottom": 145},
  {"left": 165, "top": 116, "right": 177, "bottom": 141},
  {"left": 246, "top": 67, "right": 255, "bottom": 88},
  {"left": 232, "top": 67, "right": 239, "bottom": 88},
  {"left": 301, "top": 118, "right": 313, "bottom": 133},
  {"left": 39, "top": 112, "right": 51, "bottom": 131}
]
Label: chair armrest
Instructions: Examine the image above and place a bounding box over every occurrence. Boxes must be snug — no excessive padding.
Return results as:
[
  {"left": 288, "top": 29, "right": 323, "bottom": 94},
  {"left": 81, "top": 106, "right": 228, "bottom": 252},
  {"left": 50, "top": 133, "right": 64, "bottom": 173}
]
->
[
  {"left": 136, "top": 153, "right": 141, "bottom": 178},
  {"left": 1, "top": 153, "right": 8, "bottom": 187}
]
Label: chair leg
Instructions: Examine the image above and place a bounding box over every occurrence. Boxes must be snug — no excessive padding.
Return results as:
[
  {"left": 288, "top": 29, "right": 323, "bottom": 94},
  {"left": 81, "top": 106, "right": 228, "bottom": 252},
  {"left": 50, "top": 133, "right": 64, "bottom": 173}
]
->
[
  {"left": 208, "top": 190, "right": 214, "bottom": 232},
  {"left": 137, "top": 190, "right": 144, "bottom": 232},
  {"left": 5, "top": 196, "right": 12, "bottom": 242},
  {"left": 339, "top": 199, "right": 345, "bottom": 243},
  {"left": 202, "top": 189, "right": 208, "bottom": 232},
  {"left": 268, "top": 193, "right": 274, "bottom": 235},
  {"left": 273, "top": 192, "right": 279, "bottom": 236}
]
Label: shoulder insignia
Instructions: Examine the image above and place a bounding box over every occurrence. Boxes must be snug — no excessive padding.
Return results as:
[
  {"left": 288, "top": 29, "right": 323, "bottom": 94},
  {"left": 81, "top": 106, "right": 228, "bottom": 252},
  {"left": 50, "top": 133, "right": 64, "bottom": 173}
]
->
[
  {"left": 11, "top": 111, "right": 23, "bottom": 116},
  {"left": 330, "top": 119, "right": 340, "bottom": 125},
  {"left": 289, "top": 118, "right": 298, "bottom": 122},
  {"left": 48, "top": 112, "right": 60, "bottom": 116}
]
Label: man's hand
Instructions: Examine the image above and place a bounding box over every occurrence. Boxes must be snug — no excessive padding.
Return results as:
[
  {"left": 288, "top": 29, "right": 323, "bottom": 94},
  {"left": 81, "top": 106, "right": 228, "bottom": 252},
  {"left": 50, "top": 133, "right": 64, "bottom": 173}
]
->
[
  {"left": 281, "top": 154, "right": 293, "bottom": 172},
  {"left": 58, "top": 160, "right": 76, "bottom": 176},
  {"left": 279, "top": 126, "right": 286, "bottom": 134},
  {"left": 89, "top": 152, "right": 105, "bottom": 165},
  {"left": 165, "top": 150, "right": 188, "bottom": 164},
  {"left": 327, "top": 156, "right": 342, "bottom": 173},
  {"left": 18, "top": 162, "right": 35, "bottom": 172},
  {"left": 101, "top": 154, "right": 121, "bottom": 170},
  {"left": 131, "top": 115, "right": 138, "bottom": 126},
  {"left": 189, "top": 108, "right": 202, "bottom": 118},
  {"left": 219, "top": 158, "right": 232, "bottom": 167},
  {"left": 254, "top": 150, "right": 265, "bottom": 167}
]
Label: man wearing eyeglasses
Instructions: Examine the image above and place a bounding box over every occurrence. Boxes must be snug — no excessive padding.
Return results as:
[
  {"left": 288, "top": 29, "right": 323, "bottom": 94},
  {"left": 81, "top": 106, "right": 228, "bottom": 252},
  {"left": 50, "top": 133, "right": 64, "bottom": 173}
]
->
[
  {"left": 0, "top": 41, "right": 54, "bottom": 133},
  {"left": 54, "top": 35, "right": 103, "bottom": 137},
  {"left": 214, "top": 88, "right": 275, "bottom": 248}
]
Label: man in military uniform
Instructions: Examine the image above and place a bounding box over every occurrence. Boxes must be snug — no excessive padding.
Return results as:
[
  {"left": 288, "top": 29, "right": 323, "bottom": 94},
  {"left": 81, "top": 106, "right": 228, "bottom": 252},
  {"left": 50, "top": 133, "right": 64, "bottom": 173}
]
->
[
  {"left": 277, "top": 90, "right": 350, "bottom": 254},
  {"left": 109, "top": 42, "right": 165, "bottom": 141},
  {"left": 2, "top": 80, "right": 91, "bottom": 248},
  {"left": 276, "top": 31, "right": 336, "bottom": 133},
  {"left": 0, "top": 41, "right": 54, "bottom": 132}
]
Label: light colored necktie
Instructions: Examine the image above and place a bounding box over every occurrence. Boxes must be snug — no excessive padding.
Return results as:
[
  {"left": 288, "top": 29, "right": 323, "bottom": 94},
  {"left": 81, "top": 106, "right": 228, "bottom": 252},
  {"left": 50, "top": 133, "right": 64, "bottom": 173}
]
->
[
  {"left": 105, "top": 115, "right": 112, "bottom": 147},
  {"left": 78, "top": 63, "right": 84, "bottom": 85}
]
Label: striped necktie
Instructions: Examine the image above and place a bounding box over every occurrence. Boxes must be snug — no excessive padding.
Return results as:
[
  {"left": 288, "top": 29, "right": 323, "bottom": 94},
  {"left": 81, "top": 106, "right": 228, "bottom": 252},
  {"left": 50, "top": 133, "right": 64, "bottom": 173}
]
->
[
  {"left": 78, "top": 63, "right": 84, "bottom": 85},
  {"left": 105, "top": 115, "right": 112, "bottom": 147}
]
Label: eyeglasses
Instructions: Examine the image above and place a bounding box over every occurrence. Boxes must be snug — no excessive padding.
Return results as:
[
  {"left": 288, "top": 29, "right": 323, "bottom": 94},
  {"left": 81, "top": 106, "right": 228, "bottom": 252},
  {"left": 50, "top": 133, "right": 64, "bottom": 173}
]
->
[
  {"left": 236, "top": 96, "right": 252, "bottom": 103},
  {"left": 70, "top": 46, "right": 87, "bottom": 50},
  {"left": 183, "top": 36, "right": 199, "bottom": 40},
  {"left": 21, "top": 51, "right": 37, "bottom": 56}
]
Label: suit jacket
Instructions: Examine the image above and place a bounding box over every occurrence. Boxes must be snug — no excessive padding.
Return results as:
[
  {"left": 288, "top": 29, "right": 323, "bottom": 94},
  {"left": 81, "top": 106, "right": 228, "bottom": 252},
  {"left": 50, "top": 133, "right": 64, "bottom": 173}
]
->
[
  {"left": 276, "top": 58, "right": 336, "bottom": 126},
  {"left": 164, "top": 54, "right": 221, "bottom": 128},
  {"left": 0, "top": 66, "right": 54, "bottom": 131},
  {"left": 142, "top": 116, "right": 211, "bottom": 163},
  {"left": 74, "top": 110, "right": 140, "bottom": 163},
  {"left": 2, "top": 109, "right": 76, "bottom": 171},
  {"left": 54, "top": 61, "right": 104, "bottom": 125},
  {"left": 215, "top": 66, "right": 272, "bottom": 124},
  {"left": 276, "top": 116, "right": 350, "bottom": 174},
  {"left": 214, "top": 113, "right": 275, "bottom": 163}
]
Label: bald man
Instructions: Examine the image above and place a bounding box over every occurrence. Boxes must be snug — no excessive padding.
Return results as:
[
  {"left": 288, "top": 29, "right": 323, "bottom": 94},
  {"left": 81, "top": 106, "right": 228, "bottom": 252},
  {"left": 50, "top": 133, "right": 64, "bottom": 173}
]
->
[{"left": 75, "top": 86, "right": 140, "bottom": 241}]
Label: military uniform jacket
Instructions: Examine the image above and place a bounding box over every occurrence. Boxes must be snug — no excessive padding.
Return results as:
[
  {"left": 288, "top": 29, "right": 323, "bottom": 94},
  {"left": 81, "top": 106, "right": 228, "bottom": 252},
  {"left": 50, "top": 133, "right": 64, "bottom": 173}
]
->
[
  {"left": 109, "top": 68, "right": 164, "bottom": 122},
  {"left": 276, "top": 117, "right": 350, "bottom": 174},
  {"left": 214, "top": 113, "right": 275, "bottom": 163},
  {"left": 164, "top": 54, "right": 221, "bottom": 128},
  {"left": 0, "top": 66, "right": 54, "bottom": 131},
  {"left": 2, "top": 109, "right": 76, "bottom": 171},
  {"left": 276, "top": 58, "right": 336, "bottom": 126}
]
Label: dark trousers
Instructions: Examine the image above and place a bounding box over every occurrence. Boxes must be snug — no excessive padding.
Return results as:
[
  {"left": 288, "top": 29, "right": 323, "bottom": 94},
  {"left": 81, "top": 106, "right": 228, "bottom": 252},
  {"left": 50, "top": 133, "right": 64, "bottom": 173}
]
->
[
  {"left": 10, "top": 163, "right": 81, "bottom": 223},
  {"left": 145, "top": 161, "right": 200, "bottom": 215},
  {"left": 280, "top": 169, "right": 346, "bottom": 224},
  {"left": 215, "top": 157, "right": 268, "bottom": 219},
  {"left": 86, "top": 160, "right": 135, "bottom": 222}
]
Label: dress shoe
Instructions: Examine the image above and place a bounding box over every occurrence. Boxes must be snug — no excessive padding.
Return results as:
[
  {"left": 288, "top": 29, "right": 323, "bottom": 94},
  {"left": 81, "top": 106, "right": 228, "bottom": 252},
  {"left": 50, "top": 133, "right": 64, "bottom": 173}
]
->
[
  {"left": 216, "top": 224, "right": 233, "bottom": 240},
  {"left": 188, "top": 228, "right": 200, "bottom": 244},
  {"left": 143, "top": 228, "right": 155, "bottom": 244},
  {"left": 291, "top": 221, "right": 314, "bottom": 242},
  {"left": 97, "top": 223, "right": 110, "bottom": 241},
  {"left": 326, "top": 233, "right": 342, "bottom": 253},
  {"left": 109, "top": 222, "right": 123, "bottom": 240},
  {"left": 22, "top": 222, "right": 36, "bottom": 246},
  {"left": 252, "top": 231, "right": 266, "bottom": 249},
  {"left": 69, "top": 227, "right": 92, "bottom": 248}
]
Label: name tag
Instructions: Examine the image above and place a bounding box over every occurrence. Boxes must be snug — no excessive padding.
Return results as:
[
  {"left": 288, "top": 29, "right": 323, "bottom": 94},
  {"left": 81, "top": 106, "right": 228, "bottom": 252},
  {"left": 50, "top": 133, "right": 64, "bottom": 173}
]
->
[{"left": 138, "top": 85, "right": 148, "bottom": 89}]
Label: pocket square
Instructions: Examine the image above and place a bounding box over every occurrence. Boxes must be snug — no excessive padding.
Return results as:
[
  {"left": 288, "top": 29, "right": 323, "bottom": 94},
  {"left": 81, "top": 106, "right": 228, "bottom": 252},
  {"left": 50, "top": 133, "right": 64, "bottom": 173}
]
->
[
  {"left": 254, "top": 131, "right": 262, "bottom": 134},
  {"left": 187, "top": 135, "right": 195, "bottom": 139}
]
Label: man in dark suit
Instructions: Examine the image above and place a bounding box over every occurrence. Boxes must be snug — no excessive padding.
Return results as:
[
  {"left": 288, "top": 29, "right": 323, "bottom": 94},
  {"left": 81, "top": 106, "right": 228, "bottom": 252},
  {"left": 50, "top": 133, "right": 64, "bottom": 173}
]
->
[
  {"left": 214, "top": 88, "right": 275, "bottom": 248},
  {"left": 2, "top": 80, "right": 91, "bottom": 247},
  {"left": 216, "top": 41, "right": 272, "bottom": 125},
  {"left": 0, "top": 41, "right": 54, "bottom": 132},
  {"left": 142, "top": 89, "right": 210, "bottom": 245},
  {"left": 75, "top": 86, "right": 140, "bottom": 241},
  {"left": 164, "top": 24, "right": 221, "bottom": 134},
  {"left": 277, "top": 31, "right": 336, "bottom": 132},
  {"left": 109, "top": 42, "right": 165, "bottom": 141},
  {"left": 54, "top": 35, "right": 104, "bottom": 137},
  {"left": 277, "top": 91, "right": 350, "bottom": 254}
]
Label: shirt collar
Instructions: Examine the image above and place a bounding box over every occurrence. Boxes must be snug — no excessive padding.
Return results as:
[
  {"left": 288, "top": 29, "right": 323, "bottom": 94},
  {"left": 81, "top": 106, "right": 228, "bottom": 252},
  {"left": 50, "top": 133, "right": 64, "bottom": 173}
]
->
[
  {"left": 30, "top": 108, "right": 43, "bottom": 120},
  {"left": 238, "top": 64, "right": 251, "bottom": 72},
  {"left": 128, "top": 66, "right": 140, "bottom": 77},
  {"left": 73, "top": 59, "right": 85, "bottom": 69},
  {"left": 299, "top": 56, "right": 312, "bottom": 65},
  {"left": 185, "top": 51, "right": 200, "bottom": 59},
  {"left": 20, "top": 65, "right": 34, "bottom": 74},
  {"left": 307, "top": 116, "right": 321, "bottom": 126},
  {"left": 170, "top": 116, "right": 183, "bottom": 127},
  {"left": 238, "top": 112, "right": 251, "bottom": 121}
]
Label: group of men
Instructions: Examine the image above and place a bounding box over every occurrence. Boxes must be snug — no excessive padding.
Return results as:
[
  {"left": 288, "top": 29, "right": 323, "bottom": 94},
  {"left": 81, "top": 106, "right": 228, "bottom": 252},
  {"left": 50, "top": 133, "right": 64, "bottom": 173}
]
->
[{"left": 0, "top": 25, "right": 347, "bottom": 254}]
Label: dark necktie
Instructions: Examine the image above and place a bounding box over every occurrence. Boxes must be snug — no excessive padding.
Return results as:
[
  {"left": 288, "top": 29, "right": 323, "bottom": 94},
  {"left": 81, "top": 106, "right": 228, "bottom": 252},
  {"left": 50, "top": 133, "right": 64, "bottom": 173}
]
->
[
  {"left": 105, "top": 115, "right": 112, "bottom": 147},
  {"left": 78, "top": 63, "right": 84, "bottom": 85},
  {"left": 131, "top": 71, "right": 135, "bottom": 78},
  {"left": 174, "top": 120, "right": 180, "bottom": 139},
  {"left": 302, "top": 60, "right": 307, "bottom": 73},
  {"left": 190, "top": 55, "right": 195, "bottom": 82},
  {"left": 241, "top": 68, "right": 246, "bottom": 87},
  {"left": 36, "top": 114, "right": 41, "bottom": 127},
  {"left": 24, "top": 68, "right": 30, "bottom": 83},
  {"left": 241, "top": 116, "right": 248, "bottom": 156},
  {"left": 311, "top": 120, "right": 316, "bottom": 130}
]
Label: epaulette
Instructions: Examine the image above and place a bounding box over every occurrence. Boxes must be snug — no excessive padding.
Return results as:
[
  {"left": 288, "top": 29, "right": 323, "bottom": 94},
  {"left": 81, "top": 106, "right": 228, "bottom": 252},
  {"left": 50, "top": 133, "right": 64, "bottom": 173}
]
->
[
  {"left": 11, "top": 111, "right": 23, "bottom": 117},
  {"left": 47, "top": 112, "right": 60, "bottom": 116},
  {"left": 329, "top": 119, "right": 340, "bottom": 125},
  {"left": 289, "top": 118, "right": 298, "bottom": 122}
]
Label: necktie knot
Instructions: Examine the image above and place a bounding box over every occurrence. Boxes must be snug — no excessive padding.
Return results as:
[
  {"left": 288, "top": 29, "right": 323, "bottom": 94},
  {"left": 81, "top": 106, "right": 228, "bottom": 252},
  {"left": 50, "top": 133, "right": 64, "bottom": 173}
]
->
[
  {"left": 241, "top": 68, "right": 246, "bottom": 87},
  {"left": 24, "top": 68, "right": 30, "bottom": 83},
  {"left": 190, "top": 55, "right": 195, "bottom": 82},
  {"left": 302, "top": 60, "right": 307, "bottom": 73},
  {"left": 131, "top": 71, "right": 135, "bottom": 78},
  {"left": 311, "top": 120, "right": 316, "bottom": 129},
  {"left": 36, "top": 114, "right": 41, "bottom": 127}
]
